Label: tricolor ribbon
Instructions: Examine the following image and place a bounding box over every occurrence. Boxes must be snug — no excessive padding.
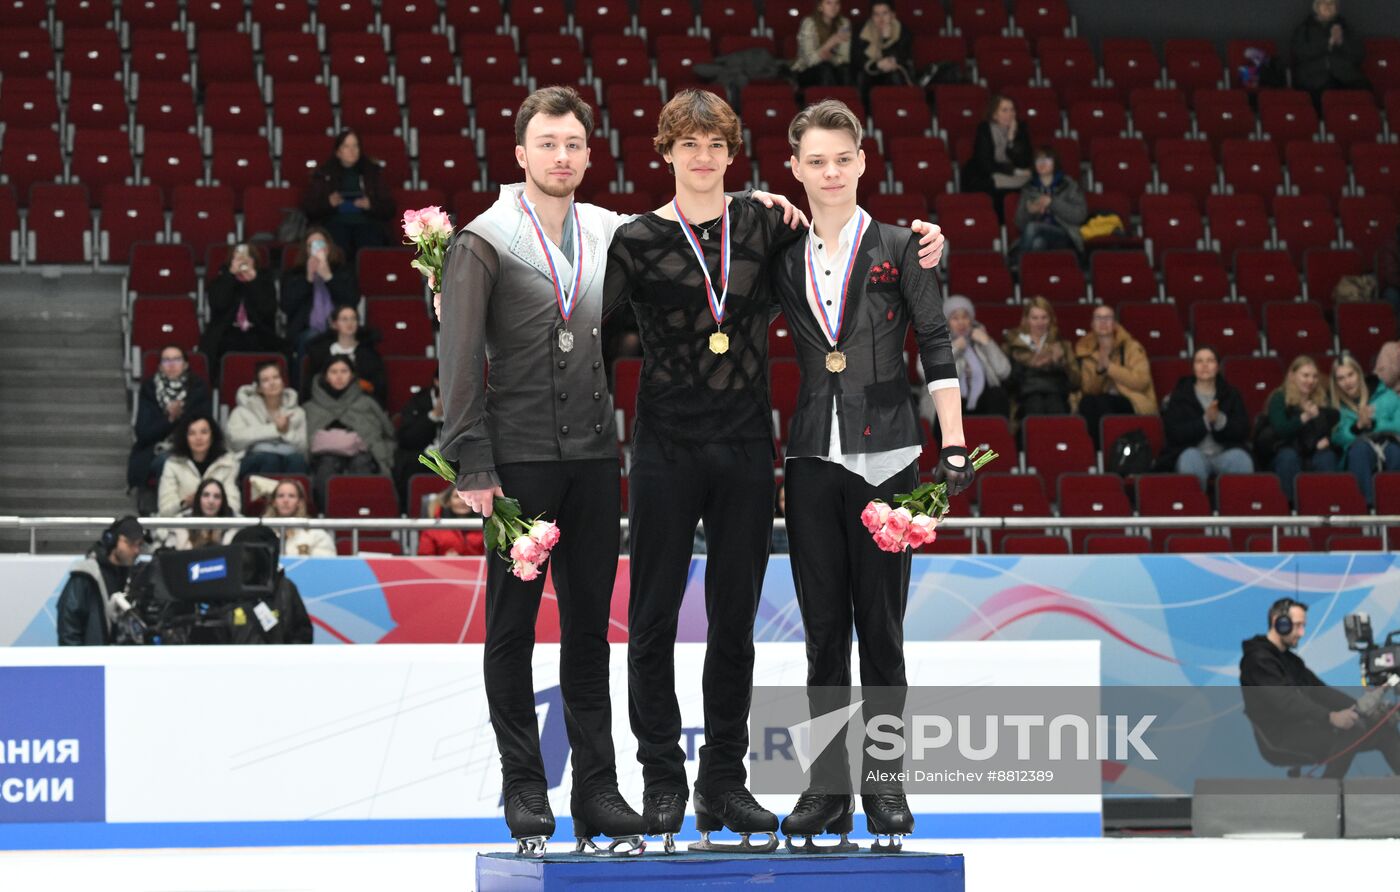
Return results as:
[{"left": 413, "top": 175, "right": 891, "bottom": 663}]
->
[
  {"left": 806, "top": 209, "right": 868, "bottom": 345},
  {"left": 672, "top": 198, "right": 730, "bottom": 326},
  {"left": 518, "top": 194, "right": 584, "bottom": 322}
]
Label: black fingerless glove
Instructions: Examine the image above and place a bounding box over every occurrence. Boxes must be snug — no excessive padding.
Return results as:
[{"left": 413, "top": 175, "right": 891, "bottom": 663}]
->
[{"left": 934, "top": 445, "right": 975, "bottom": 497}]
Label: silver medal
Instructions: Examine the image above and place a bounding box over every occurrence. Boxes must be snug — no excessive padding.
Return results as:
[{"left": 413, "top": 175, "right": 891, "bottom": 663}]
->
[{"left": 557, "top": 328, "right": 575, "bottom": 352}]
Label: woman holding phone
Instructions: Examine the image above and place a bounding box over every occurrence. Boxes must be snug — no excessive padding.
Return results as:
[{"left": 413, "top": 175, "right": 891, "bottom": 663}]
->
[
  {"left": 793, "top": 0, "right": 854, "bottom": 87},
  {"left": 281, "top": 227, "right": 359, "bottom": 360},
  {"left": 201, "top": 243, "right": 288, "bottom": 381}
]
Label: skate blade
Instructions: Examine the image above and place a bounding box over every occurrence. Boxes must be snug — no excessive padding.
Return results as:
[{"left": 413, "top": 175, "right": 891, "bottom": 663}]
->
[
  {"left": 687, "top": 831, "right": 780, "bottom": 854},
  {"left": 515, "top": 836, "right": 549, "bottom": 857},
  {"left": 869, "top": 834, "right": 906, "bottom": 853},
  {"left": 574, "top": 835, "right": 646, "bottom": 857},
  {"left": 784, "top": 833, "right": 860, "bottom": 854},
  {"left": 649, "top": 832, "right": 678, "bottom": 855}
]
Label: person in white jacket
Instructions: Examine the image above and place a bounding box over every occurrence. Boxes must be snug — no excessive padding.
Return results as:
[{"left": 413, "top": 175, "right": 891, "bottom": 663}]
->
[
  {"left": 227, "top": 361, "right": 309, "bottom": 478},
  {"left": 158, "top": 414, "right": 243, "bottom": 516},
  {"left": 265, "top": 478, "right": 336, "bottom": 557}
]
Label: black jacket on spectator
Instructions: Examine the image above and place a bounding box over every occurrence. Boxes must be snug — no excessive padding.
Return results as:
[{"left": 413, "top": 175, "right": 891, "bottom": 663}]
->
[
  {"left": 1290, "top": 13, "right": 1366, "bottom": 94},
  {"left": 280, "top": 265, "right": 360, "bottom": 342},
  {"left": 851, "top": 23, "right": 914, "bottom": 92},
  {"left": 1156, "top": 374, "right": 1251, "bottom": 471},
  {"left": 301, "top": 159, "right": 395, "bottom": 229},
  {"left": 1240, "top": 634, "right": 1354, "bottom": 733},
  {"left": 200, "top": 266, "right": 284, "bottom": 368},
  {"left": 126, "top": 372, "right": 212, "bottom": 488},
  {"left": 305, "top": 328, "right": 388, "bottom": 406},
  {"left": 961, "top": 119, "right": 1034, "bottom": 197},
  {"left": 392, "top": 383, "right": 443, "bottom": 500},
  {"left": 56, "top": 547, "right": 131, "bottom": 645}
]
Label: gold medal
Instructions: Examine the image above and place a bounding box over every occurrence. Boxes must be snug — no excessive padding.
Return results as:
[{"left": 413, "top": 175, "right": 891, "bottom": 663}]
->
[
  {"left": 825, "top": 350, "right": 847, "bottom": 373},
  {"left": 709, "top": 331, "right": 730, "bottom": 354}
]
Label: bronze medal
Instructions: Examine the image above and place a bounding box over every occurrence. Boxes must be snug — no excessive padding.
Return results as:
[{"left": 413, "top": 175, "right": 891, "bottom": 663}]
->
[
  {"left": 709, "top": 331, "right": 730, "bottom": 354},
  {"left": 825, "top": 350, "right": 847, "bottom": 373}
]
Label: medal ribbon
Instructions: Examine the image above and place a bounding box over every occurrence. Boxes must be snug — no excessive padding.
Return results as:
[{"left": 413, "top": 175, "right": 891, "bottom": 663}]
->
[
  {"left": 519, "top": 194, "right": 584, "bottom": 322},
  {"left": 806, "top": 210, "right": 867, "bottom": 345},
  {"left": 672, "top": 198, "right": 730, "bottom": 326}
]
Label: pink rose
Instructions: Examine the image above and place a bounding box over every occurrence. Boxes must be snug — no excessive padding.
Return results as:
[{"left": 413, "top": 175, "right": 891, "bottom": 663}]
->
[
  {"left": 529, "top": 520, "right": 561, "bottom": 550},
  {"left": 422, "top": 206, "right": 453, "bottom": 236},
  {"left": 910, "top": 514, "right": 938, "bottom": 542},
  {"left": 861, "top": 500, "right": 891, "bottom": 534},
  {"left": 885, "top": 507, "right": 913, "bottom": 537},
  {"left": 903, "top": 523, "right": 928, "bottom": 549},
  {"left": 402, "top": 208, "right": 424, "bottom": 240},
  {"left": 512, "top": 560, "right": 541, "bottom": 581},
  {"left": 510, "top": 535, "right": 545, "bottom": 564},
  {"left": 872, "top": 527, "right": 903, "bottom": 552}
]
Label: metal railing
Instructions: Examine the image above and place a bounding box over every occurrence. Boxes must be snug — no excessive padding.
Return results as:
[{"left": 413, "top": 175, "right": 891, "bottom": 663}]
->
[{"left": 2, "top": 514, "right": 1395, "bottom": 555}]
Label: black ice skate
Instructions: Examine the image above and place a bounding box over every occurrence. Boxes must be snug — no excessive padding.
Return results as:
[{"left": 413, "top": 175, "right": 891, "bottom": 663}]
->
[
  {"left": 687, "top": 787, "right": 779, "bottom": 853},
  {"left": 571, "top": 787, "right": 646, "bottom": 856},
  {"left": 862, "top": 792, "right": 914, "bottom": 852},
  {"left": 504, "top": 787, "right": 555, "bottom": 856},
  {"left": 780, "top": 793, "right": 858, "bottom": 854},
  {"left": 642, "top": 789, "right": 687, "bottom": 854}
]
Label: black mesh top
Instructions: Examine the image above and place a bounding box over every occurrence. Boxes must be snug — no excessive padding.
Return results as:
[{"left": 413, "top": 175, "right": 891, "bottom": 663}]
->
[{"left": 604, "top": 196, "right": 804, "bottom": 445}]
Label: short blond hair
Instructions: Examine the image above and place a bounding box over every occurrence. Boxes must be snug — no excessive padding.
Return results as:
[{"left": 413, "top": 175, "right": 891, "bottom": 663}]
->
[
  {"left": 787, "top": 99, "right": 864, "bottom": 156},
  {"left": 653, "top": 89, "right": 744, "bottom": 158}
]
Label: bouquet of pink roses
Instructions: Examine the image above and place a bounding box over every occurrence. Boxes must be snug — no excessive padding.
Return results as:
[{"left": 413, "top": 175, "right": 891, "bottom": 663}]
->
[
  {"left": 862, "top": 446, "right": 999, "bottom": 553},
  {"left": 402, "top": 206, "right": 454, "bottom": 295},
  {"left": 419, "top": 449, "right": 560, "bottom": 581}
]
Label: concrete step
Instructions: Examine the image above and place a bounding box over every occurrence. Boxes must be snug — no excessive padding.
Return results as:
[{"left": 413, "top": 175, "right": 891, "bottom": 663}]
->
[
  {"left": 0, "top": 346, "right": 116, "bottom": 371},
  {"left": 0, "top": 368, "right": 129, "bottom": 388},
  {"left": 0, "top": 424, "right": 132, "bottom": 447},
  {"left": 0, "top": 445, "right": 130, "bottom": 465},
  {"left": 4, "top": 406, "right": 131, "bottom": 425},
  {"left": 0, "top": 529, "right": 111, "bottom": 555},
  {"left": 0, "top": 330, "right": 121, "bottom": 351},
  {"left": 0, "top": 465, "right": 127, "bottom": 488},
  {"left": 0, "top": 389, "right": 129, "bottom": 409},
  {"left": 3, "top": 495, "right": 131, "bottom": 516}
]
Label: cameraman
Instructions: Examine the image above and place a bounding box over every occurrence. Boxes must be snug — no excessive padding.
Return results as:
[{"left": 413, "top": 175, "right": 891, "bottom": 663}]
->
[
  {"left": 1241, "top": 598, "right": 1400, "bottom": 777},
  {"left": 56, "top": 517, "right": 146, "bottom": 645}
]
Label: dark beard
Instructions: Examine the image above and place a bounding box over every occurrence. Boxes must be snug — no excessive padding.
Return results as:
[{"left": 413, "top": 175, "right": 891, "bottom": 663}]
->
[{"left": 529, "top": 170, "right": 578, "bottom": 199}]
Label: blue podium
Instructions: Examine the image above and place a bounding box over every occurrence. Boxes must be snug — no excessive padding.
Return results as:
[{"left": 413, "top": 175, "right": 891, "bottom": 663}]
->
[{"left": 476, "top": 850, "right": 966, "bottom": 891}]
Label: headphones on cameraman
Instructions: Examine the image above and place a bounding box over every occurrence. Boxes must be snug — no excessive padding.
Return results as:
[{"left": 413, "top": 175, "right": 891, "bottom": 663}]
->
[
  {"left": 101, "top": 516, "right": 150, "bottom": 551},
  {"left": 1272, "top": 598, "right": 1304, "bottom": 636}
]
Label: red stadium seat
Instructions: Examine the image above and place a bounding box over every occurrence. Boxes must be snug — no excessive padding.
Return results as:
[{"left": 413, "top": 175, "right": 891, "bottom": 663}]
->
[
  {"left": 1286, "top": 140, "right": 1347, "bottom": 208},
  {"left": 1130, "top": 88, "right": 1193, "bottom": 151},
  {"left": 1119, "top": 302, "right": 1186, "bottom": 358},
  {"left": 407, "top": 473, "right": 444, "bottom": 518},
  {"left": 272, "top": 82, "right": 335, "bottom": 139},
  {"left": 210, "top": 134, "right": 274, "bottom": 203},
  {"left": 1296, "top": 472, "right": 1366, "bottom": 548},
  {"left": 1350, "top": 144, "right": 1400, "bottom": 202},
  {"left": 701, "top": 0, "right": 757, "bottom": 39},
  {"left": 1304, "top": 247, "right": 1365, "bottom": 303},
  {"left": 1235, "top": 249, "right": 1302, "bottom": 302},
  {"left": 1216, "top": 474, "right": 1289, "bottom": 550},
  {"left": 460, "top": 34, "right": 519, "bottom": 87},
  {"left": 203, "top": 82, "right": 267, "bottom": 137},
  {"left": 325, "top": 476, "right": 401, "bottom": 525},
  {"left": 408, "top": 83, "right": 470, "bottom": 139},
  {"left": 979, "top": 473, "right": 1051, "bottom": 550},
  {"left": 1090, "top": 251, "right": 1156, "bottom": 305},
  {"left": 963, "top": 415, "right": 1019, "bottom": 472},
  {"left": 393, "top": 32, "right": 456, "bottom": 88},
  {"left": 250, "top": 0, "right": 309, "bottom": 33},
  {"left": 130, "top": 296, "right": 200, "bottom": 357},
  {"left": 1207, "top": 194, "right": 1271, "bottom": 261},
  {"left": 1224, "top": 355, "right": 1284, "bottom": 418},
  {"left": 1162, "top": 250, "right": 1230, "bottom": 308},
  {"left": 975, "top": 36, "right": 1035, "bottom": 92},
  {"left": 170, "top": 185, "right": 236, "bottom": 259},
  {"left": 127, "top": 242, "right": 197, "bottom": 295},
  {"left": 316, "top": 0, "right": 375, "bottom": 33},
  {"left": 638, "top": 0, "right": 695, "bottom": 53},
  {"left": 69, "top": 130, "right": 133, "bottom": 198},
  {"left": 1375, "top": 472, "right": 1400, "bottom": 545},
  {"left": 357, "top": 248, "right": 420, "bottom": 297},
  {"left": 934, "top": 193, "right": 1000, "bottom": 251},
  {"left": 367, "top": 297, "right": 433, "bottom": 356},
  {"left": 1339, "top": 195, "right": 1397, "bottom": 260},
  {"left": 1100, "top": 413, "right": 1166, "bottom": 458},
  {"left": 1192, "top": 301, "right": 1260, "bottom": 358},
  {"left": 0, "top": 78, "right": 59, "bottom": 130},
  {"left": 1273, "top": 194, "right": 1338, "bottom": 255},
  {"left": 1364, "top": 38, "right": 1400, "bottom": 98},
  {"left": 952, "top": 0, "right": 1007, "bottom": 40},
  {"left": 1258, "top": 89, "right": 1318, "bottom": 143},
  {"left": 1140, "top": 194, "right": 1205, "bottom": 259},
  {"left": 65, "top": 79, "right": 128, "bottom": 132},
  {"left": 1102, "top": 39, "right": 1161, "bottom": 100},
  {"left": 1150, "top": 358, "right": 1192, "bottom": 405},
  {"left": 1038, "top": 36, "right": 1095, "bottom": 103},
  {"left": 62, "top": 28, "right": 122, "bottom": 80},
  {"left": 381, "top": 357, "right": 437, "bottom": 418},
  {"left": 1136, "top": 473, "right": 1211, "bottom": 550},
  {"left": 870, "top": 86, "right": 931, "bottom": 140},
  {"left": 27, "top": 183, "right": 92, "bottom": 263},
  {"left": 1052, "top": 302, "right": 1092, "bottom": 341},
  {"left": 948, "top": 251, "right": 1012, "bottom": 303},
  {"left": 655, "top": 35, "right": 712, "bottom": 89},
  {"left": 136, "top": 81, "right": 198, "bottom": 135},
  {"left": 1090, "top": 138, "right": 1151, "bottom": 212},
  {"left": 1014, "top": 0, "right": 1071, "bottom": 44},
  {"left": 1154, "top": 138, "right": 1217, "bottom": 205},
  {"left": 1263, "top": 301, "right": 1332, "bottom": 360},
  {"left": 1069, "top": 99, "right": 1128, "bottom": 155},
  {"left": 527, "top": 45, "right": 587, "bottom": 86},
  {"left": 1335, "top": 302, "right": 1396, "bottom": 368},
  {"left": 98, "top": 185, "right": 164, "bottom": 263},
  {"left": 1058, "top": 473, "right": 1132, "bottom": 552},
  {"left": 575, "top": 2, "right": 631, "bottom": 42},
  {"left": 887, "top": 136, "right": 953, "bottom": 204},
  {"left": 933, "top": 84, "right": 989, "bottom": 146},
  {"left": 0, "top": 29, "right": 53, "bottom": 79},
  {"left": 1164, "top": 39, "right": 1223, "bottom": 92},
  {"left": 196, "top": 30, "right": 255, "bottom": 91},
  {"left": 330, "top": 32, "right": 391, "bottom": 86},
  {"left": 186, "top": 0, "right": 245, "bottom": 32},
  {"left": 591, "top": 35, "right": 650, "bottom": 91},
  {"left": 242, "top": 184, "right": 299, "bottom": 240},
  {"left": 128, "top": 29, "right": 191, "bottom": 87},
  {"left": 1193, "top": 89, "right": 1255, "bottom": 150},
  {"left": 740, "top": 84, "right": 798, "bottom": 139},
  {"left": 0, "top": 130, "right": 64, "bottom": 204},
  {"left": 415, "top": 133, "right": 482, "bottom": 194},
  {"left": 1322, "top": 92, "right": 1381, "bottom": 153},
  {"left": 1023, "top": 415, "right": 1096, "bottom": 489},
  {"left": 1220, "top": 139, "right": 1283, "bottom": 200},
  {"left": 339, "top": 83, "right": 402, "bottom": 137},
  {"left": 1019, "top": 251, "right": 1084, "bottom": 302},
  {"left": 378, "top": 0, "right": 438, "bottom": 35},
  {"left": 974, "top": 304, "right": 1025, "bottom": 344}
]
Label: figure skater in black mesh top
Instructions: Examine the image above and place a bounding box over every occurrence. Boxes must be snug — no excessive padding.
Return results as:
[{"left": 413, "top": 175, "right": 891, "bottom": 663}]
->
[{"left": 603, "top": 89, "right": 945, "bottom": 853}]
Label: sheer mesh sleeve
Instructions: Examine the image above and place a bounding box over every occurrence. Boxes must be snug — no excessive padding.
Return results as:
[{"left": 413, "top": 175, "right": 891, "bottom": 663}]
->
[
  {"left": 900, "top": 232, "right": 956, "bottom": 385},
  {"left": 438, "top": 232, "right": 502, "bottom": 490}
]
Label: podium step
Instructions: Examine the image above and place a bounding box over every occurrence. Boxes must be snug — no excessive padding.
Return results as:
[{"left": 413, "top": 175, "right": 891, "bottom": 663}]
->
[{"left": 476, "top": 849, "right": 965, "bottom": 891}]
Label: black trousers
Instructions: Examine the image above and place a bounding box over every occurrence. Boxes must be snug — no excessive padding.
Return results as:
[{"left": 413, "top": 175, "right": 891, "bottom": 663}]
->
[
  {"left": 627, "top": 428, "right": 775, "bottom": 795},
  {"left": 1078, "top": 392, "right": 1135, "bottom": 448},
  {"left": 484, "top": 458, "right": 620, "bottom": 799},
  {"left": 1272, "top": 719, "right": 1400, "bottom": 779},
  {"left": 786, "top": 457, "right": 917, "bottom": 792}
]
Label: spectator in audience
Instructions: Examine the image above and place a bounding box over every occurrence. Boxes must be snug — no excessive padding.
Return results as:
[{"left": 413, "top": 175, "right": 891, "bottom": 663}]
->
[
  {"left": 945, "top": 294, "right": 1012, "bottom": 418},
  {"left": 793, "top": 0, "right": 854, "bottom": 88},
  {"left": 1290, "top": 0, "right": 1367, "bottom": 108},
  {"left": 306, "top": 306, "right": 388, "bottom": 405},
  {"left": 301, "top": 129, "right": 395, "bottom": 261},
  {"left": 852, "top": 1, "right": 914, "bottom": 99},
  {"left": 200, "top": 243, "right": 288, "bottom": 381},
  {"left": 393, "top": 366, "right": 443, "bottom": 503},
  {"left": 164, "top": 478, "right": 238, "bottom": 550},
  {"left": 418, "top": 486, "right": 486, "bottom": 556},
  {"left": 1158, "top": 346, "right": 1254, "bottom": 488},
  {"left": 57, "top": 517, "right": 145, "bottom": 645},
  {"left": 1074, "top": 305, "right": 1156, "bottom": 447},
  {"left": 1374, "top": 341, "right": 1400, "bottom": 391},
  {"left": 264, "top": 478, "right": 336, "bottom": 557},
  {"left": 1010, "top": 145, "right": 1087, "bottom": 271},
  {"left": 1329, "top": 354, "right": 1400, "bottom": 505},
  {"left": 305, "top": 356, "right": 395, "bottom": 507},
  {"left": 1004, "top": 296, "right": 1079, "bottom": 424},
  {"left": 158, "top": 414, "right": 243, "bottom": 517},
  {"left": 962, "top": 94, "right": 1033, "bottom": 222},
  {"left": 1379, "top": 225, "right": 1400, "bottom": 319},
  {"left": 1261, "top": 355, "right": 1340, "bottom": 501},
  {"left": 281, "top": 226, "right": 359, "bottom": 359},
  {"left": 227, "top": 360, "right": 309, "bottom": 479},
  {"left": 127, "top": 345, "right": 212, "bottom": 504}
]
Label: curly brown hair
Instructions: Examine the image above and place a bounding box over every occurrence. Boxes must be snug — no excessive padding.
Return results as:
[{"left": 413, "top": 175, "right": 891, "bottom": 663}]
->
[{"left": 653, "top": 89, "right": 744, "bottom": 158}]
